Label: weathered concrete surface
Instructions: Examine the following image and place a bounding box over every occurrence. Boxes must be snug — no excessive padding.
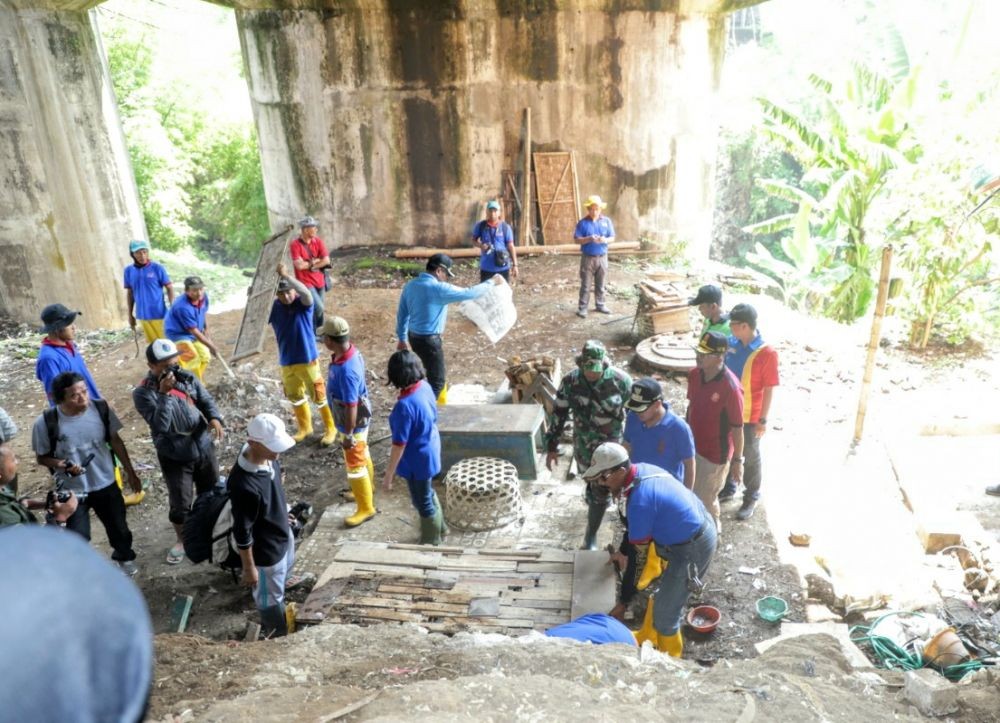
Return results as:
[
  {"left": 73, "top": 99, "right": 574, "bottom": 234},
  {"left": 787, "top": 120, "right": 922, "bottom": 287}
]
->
[
  {"left": 236, "top": 1, "right": 734, "bottom": 257},
  {"left": 0, "top": 3, "right": 142, "bottom": 327}
]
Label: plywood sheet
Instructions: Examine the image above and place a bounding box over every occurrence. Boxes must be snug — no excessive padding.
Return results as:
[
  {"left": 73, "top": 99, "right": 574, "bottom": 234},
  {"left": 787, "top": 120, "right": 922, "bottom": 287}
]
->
[{"left": 533, "top": 151, "right": 580, "bottom": 245}]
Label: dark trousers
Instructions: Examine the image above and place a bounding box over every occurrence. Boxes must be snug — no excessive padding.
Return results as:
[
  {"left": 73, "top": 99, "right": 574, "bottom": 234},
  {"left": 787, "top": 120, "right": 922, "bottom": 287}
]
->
[
  {"left": 619, "top": 535, "right": 639, "bottom": 605},
  {"left": 408, "top": 333, "right": 446, "bottom": 399},
  {"left": 64, "top": 484, "right": 136, "bottom": 561},
  {"left": 721, "top": 422, "right": 762, "bottom": 501},
  {"left": 480, "top": 269, "right": 510, "bottom": 283},
  {"left": 159, "top": 446, "right": 220, "bottom": 525},
  {"left": 406, "top": 478, "right": 435, "bottom": 517},
  {"left": 309, "top": 286, "right": 325, "bottom": 329}
]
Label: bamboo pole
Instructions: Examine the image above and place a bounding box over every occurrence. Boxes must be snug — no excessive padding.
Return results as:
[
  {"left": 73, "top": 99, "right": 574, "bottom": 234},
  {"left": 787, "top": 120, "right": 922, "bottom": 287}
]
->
[
  {"left": 394, "top": 241, "right": 640, "bottom": 260},
  {"left": 522, "top": 107, "right": 533, "bottom": 246},
  {"left": 854, "top": 245, "right": 894, "bottom": 443}
]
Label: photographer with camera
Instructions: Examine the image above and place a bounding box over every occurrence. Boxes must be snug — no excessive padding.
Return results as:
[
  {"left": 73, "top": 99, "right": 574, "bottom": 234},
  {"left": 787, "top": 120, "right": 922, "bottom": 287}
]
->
[
  {"left": 30, "top": 372, "right": 142, "bottom": 575},
  {"left": 472, "top": 200, "right": 518, "bottom": 282},
  {"left": 133, "top": 339, "right": 225, "bottom": 565}
]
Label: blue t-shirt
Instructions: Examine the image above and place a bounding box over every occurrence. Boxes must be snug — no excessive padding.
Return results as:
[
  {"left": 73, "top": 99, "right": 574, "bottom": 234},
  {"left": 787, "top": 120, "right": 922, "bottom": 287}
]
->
[
  {"left": 268, "top": 297, "right": 317, "bottom": 366},
  {"left": 472, "top": 220, "right": 515, "bottom": 273},
  {"left": 35, "top": 341, "right": 101, "bottom": 404},
  {"left": 545, "top": 614, "right": 637, "bottom": 646},
  {"left": 389, "top": 381, "right": 441, "bottom": 481},
  {"left": 574, "top": 216, "right": 615, "bottom": 256},
  {"left": 123, "top": 262, "right": 171, "bottom": 320},
  {"left": 165, "top": 293, "right": 209, "bottom": 342},
  {"left": 326, "top": 345, "right": 372, "bottom": 433},
  {"left": 626, "top": 463, "right": 705, "bottom": 547},
  {"left": 623, "top": 408, "right": 695, "bottom": 482}
]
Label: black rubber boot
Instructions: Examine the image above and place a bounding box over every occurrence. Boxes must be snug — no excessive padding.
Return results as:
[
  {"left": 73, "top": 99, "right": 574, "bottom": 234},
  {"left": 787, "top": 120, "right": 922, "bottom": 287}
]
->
[
  {"left": 260, "top": 604, "right": 288, "bottom": 638},
  {"left": 581, "top": 501, "right": 606, "bottom": 550}
]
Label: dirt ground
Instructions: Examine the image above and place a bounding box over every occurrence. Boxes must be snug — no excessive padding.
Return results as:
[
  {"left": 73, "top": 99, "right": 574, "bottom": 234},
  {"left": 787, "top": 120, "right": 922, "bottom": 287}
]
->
[{"left": 4, "top": 248, "right": 1000, "bottom": 718}]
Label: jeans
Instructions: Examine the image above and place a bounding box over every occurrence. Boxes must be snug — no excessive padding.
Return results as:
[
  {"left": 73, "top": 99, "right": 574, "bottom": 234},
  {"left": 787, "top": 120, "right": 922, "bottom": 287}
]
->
[
  {"left": 651, "top": 512, "right": 718, "bottom": 636},
  {"left": 408, "top": 333, "right": 446, "bottom": 399},
  {"left": 309, "top": 286, "right": 325, "bottom": 329},
  {"left": 64, "top": 483, "right": 136, "bottom": 562},
  {"left": 406, "top": 478, "right": 435, "bottom": 518}
]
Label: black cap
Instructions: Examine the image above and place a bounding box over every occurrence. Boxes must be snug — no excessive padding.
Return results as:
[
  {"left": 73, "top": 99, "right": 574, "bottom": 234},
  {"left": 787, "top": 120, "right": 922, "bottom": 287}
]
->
[
  {"left": 184, "top": 275, "right": 205, "bottom": 289},
  {"left": 695, "top": 331, "right": 729, "bottom": 355},
  {"left": 729, "top": 303, "right": 758, "bottom": 327},
  {"left": 689, "top": 284, "right": 722, "bottom": 306},
  {"left": 426, "top": 253, "right": 455, "bottom": 278},
  {"left": 40, "top": 304, "right": 81, "bottom": 333},
  {"left": 276, "top": 278, "right": 293, "bottom": 292},
  {"left": 625, "top": 378, "right": 664, "bottom": 412}
]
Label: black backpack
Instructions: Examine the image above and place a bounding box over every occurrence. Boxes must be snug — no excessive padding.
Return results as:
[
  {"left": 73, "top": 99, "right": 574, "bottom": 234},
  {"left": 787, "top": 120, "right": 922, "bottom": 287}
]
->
[{"left": 182, "top": 483, "right": 241, "bottom": 575}]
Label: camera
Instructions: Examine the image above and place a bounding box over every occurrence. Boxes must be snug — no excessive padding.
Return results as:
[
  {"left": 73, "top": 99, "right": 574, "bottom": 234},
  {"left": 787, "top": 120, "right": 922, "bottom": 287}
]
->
[
  {"left": 159, "top": 364, "right": 193, "bottom": 383},
  {"left": 47, "top": 489, "right": 72, "bottom": 507}
]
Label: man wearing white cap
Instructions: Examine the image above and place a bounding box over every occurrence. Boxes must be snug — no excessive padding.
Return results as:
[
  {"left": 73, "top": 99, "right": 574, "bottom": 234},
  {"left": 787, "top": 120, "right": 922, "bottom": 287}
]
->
[
  {"left": 573, "top": 195, "right": 616, "bottom": 318},
  {"left": 229, "top": 413, "right": 297, "bottom": 637}
]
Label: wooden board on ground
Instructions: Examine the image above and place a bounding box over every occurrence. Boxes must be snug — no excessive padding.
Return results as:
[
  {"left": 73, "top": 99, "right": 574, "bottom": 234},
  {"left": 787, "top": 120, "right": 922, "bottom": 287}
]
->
[
  {"left": 533, "top": 151, "right": 580, "bottom": 245},
  {"left": 635, "top": 334, "right": 697, "bottom": 374},
  {"left": 302, "top": 540, "right": 593, "bottom": 635},
  {"left": 232, "top": 225, "right": 293, "bottom": 361}
]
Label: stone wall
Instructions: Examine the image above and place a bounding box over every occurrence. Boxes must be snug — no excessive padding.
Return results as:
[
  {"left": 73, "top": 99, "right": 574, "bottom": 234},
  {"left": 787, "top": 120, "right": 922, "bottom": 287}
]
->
[
  {"left": 0, "top": 2, "right": 143, "bottom": 328},
  {"left": 237, "top": 0, "right": 730, "bottom": 257}
]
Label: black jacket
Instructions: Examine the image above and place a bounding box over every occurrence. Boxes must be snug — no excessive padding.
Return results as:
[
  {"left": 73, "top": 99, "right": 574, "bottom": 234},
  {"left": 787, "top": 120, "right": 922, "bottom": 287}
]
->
[{"left": 133, "top": 371, "right": 223, "bottom": 463}]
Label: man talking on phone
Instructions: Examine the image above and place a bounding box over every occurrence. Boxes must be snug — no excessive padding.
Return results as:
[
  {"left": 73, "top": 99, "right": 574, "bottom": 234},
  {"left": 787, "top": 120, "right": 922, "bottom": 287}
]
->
[{"left": 133, "top": 339, "right": 225, "bottom": 565}]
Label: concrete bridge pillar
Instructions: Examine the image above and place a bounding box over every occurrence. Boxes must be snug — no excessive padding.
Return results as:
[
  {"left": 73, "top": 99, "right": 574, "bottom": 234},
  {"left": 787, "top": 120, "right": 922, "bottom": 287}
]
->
[
  {"left": 235, "top": 0, "right": 740, "bottom": 258},
  {"left": 0, "top": 1, "right": 142, "bottom": 328}
]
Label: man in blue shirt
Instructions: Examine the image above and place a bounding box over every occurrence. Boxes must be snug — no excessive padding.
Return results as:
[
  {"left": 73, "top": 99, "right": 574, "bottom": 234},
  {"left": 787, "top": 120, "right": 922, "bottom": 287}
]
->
[
  {"left": 321, "top": 316, "right": 376, "bottom": 528},
  {"left": 472, "top": 200, "right": 518, "bottom": 282},
  {"left": 35, "top": 303, "right": 101, "bottom": 405},
  {"left": 395, "top": 253, "right": 501, "bottom": 403},
  {"left": 269, "top": 263, "right": 335, "bottom": 445},
  {"left": 165, "top": 276, "right": 217, "bottom": 381},
  {"left": 573, "top": 195, "right": 616, "bottom": 318},
  {"left": 589, "top": 442, "right": 716, "bottom": 659},
  {"left": 123, "top": 239, "right": 173, "bottom": 344}
]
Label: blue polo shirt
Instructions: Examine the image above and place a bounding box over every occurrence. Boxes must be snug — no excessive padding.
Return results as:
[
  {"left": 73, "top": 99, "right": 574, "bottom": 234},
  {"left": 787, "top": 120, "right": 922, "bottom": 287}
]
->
[
  {"left": 545, "top": 614, "right": 637, "bottom": 646},
  {"left": 389, "top": 381, "right": 441, "bottom": 481},
  {"left": 165, "top": 293, "right": 209, "bottom": 342},
  {"left": 123, "top": 261, "right": 171, "bottom": 320},
  {"left": 326, "top": 345, "right": 372, "bottom": 433},
  {"left": 726, "top": 332, "right": 765, "bottom": 378},
  {"left": 472, "top": 220, "right": 514, "bottom": 273},
  {"left": 626, "top": 463, "right": 705, "bottom": 547},
  {"left": 268, "top": 297, "right": 316, "bottom": 366},
  {"left": 395, "top": 273, "right": 492, "bottom": 339},
  {"left": 36, "top": 340, "right": 101, "bottom": 404},
  {"left": 624, "top": 407, "right": 695, "bottom": 482},
  {"left": 574, "top": 216, "right": 615, "bottom": 256}
]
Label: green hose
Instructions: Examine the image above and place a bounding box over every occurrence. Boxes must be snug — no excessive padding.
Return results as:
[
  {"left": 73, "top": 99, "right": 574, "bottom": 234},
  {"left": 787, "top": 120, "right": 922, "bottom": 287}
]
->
[{"left": 849, "top": 610, "right": 989, "bottom": 681}]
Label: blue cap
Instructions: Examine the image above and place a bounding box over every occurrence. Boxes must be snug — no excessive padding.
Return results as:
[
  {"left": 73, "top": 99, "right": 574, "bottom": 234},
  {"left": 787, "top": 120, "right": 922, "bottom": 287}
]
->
[
  {"left": 486, "top": 200, "right": 501, "bottom": 210},
  {"left": 129, "top": 239, "right": 150, "bottom": 254}
]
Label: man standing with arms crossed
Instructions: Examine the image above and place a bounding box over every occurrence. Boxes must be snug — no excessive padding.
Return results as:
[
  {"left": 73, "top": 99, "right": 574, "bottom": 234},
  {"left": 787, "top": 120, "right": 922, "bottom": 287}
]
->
[
  {"left": 720, "top": 304, "right": 779, "bottom": 521},
  {"left": 573, "top": 195, "right": 615, "bottom": 318},
  {"left": 395, "top": 253, "right": 500, "bottom": 405},
  {"left": 290, "top": 216, "right": 331, "bottom": 331},
  {"left": 269, "top": 263, "right": 336, "bottom": 445}
]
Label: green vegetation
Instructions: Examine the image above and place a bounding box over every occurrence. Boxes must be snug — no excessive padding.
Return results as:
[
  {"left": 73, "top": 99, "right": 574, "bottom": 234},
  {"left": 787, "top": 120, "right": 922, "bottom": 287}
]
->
[{"left": 347, "top": 257, "right": 425, "bottom": 275}]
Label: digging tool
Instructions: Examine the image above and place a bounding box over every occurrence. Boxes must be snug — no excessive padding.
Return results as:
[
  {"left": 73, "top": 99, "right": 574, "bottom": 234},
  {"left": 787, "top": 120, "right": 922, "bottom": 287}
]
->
[
  {"left": 132, "top": 327, "right": 140, "bottom": 358},
  {"left": 217, "top": 353, "right": 237, "bottom": 379}
]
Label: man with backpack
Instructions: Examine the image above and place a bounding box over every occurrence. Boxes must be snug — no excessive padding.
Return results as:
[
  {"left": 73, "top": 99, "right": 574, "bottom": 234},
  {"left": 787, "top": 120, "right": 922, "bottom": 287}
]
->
[
  {"left": 229, "top": 413, "right": 297, "bottom": 637},
  {"left": 134, "top": 339, "right": 225, "bottom": 565},
  {"left": 30, "top": 372, "right": 142, "bottom": 575}
]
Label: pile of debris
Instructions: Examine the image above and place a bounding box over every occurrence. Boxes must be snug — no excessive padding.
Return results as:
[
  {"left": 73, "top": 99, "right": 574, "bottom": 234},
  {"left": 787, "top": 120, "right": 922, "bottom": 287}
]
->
[
  {"left": 634, "top": 276, "right": 691, "bottom": 338},
  {"left": 504, "top": 355, "right": 560, "bottom": 412}
]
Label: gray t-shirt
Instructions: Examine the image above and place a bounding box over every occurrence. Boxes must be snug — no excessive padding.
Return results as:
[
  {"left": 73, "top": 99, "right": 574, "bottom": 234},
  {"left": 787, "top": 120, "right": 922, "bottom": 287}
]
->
[
  {"left": 31, "top": 403, "right": 123, "bottom": 496},
  {"left": 0, "top": 407, "right": 16, "bottom": 443}
]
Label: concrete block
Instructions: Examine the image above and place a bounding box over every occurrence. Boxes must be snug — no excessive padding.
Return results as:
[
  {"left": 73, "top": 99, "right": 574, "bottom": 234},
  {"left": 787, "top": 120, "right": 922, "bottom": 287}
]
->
[{"left": 904, "top": 668, "right": 958, "bottom": 717}]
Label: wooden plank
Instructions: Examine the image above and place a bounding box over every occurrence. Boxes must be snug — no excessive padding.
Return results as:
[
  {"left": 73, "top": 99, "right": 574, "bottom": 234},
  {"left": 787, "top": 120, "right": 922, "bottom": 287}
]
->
[
  {"left": 437, "top": 559, "right": 519, "bottom": 572},
  {"left": 377, "top": 584, "right": 474, "bottom": 604},
  {"left": 334, "top": 545, "right": 442, "bottom": 569},
  {"left": 388, "top": 543, "right": 466, "bottom": 554},
  {"left": 516, "top": 562, "right": 574, "bottom": 573},
  {"left": 571, "top": 550, "right": 618, "bottom": 619},
  {"left": 338, "top": 608, "right": 423, "bottom": 623},
  {"left": 503, "top": 598, "right": 569, "bottom": 610},
  {"left": 476, "top": 549, "right": 543, "bottom": 559},
  {"left": 469, "top": 597, "right": 502, "bottom": 617},
  {"left": 298, "top": 578, "right": 349, "bottom": 624},
  {"left": 425, "top": 571, "right": 459, "bottom": 589},
  {"left": 352, "top": 564, "right": 430, "bottom": 578}
]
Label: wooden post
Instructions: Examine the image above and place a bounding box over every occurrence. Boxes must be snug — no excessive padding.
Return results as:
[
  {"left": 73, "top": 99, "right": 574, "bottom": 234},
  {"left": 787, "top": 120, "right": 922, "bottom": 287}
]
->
[
  {"left": 854, "top": 245, "right": 894, "bottom": 443},
  {"left": 521, "top": 107, "right": 532, "bottom": 246}
]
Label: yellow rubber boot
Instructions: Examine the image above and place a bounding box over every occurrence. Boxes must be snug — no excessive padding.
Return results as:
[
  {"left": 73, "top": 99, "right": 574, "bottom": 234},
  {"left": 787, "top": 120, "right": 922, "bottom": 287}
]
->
[
  {"left": 436, "top": 383, "right": 448, "bottom": 406},
  {"left": 656, "top": 629, "right": 684, "bottom": 658},
  {"left": 634, "top": 597, "right": 658, "bottom": 647},
  {"left": 318, "top": 405, "right": 337, "bottom": 447},
  {"left": 344, "top": 468, "right": 376, "bottom": 527},
  {"left": 292, "top": 404, "right": 313, "bottom": 442},
  {"left": 366, "top": 455, "right": 375, "bottom": 488},
  {"left": 637, "top": 545, "right": 665, "bottom": 591}
]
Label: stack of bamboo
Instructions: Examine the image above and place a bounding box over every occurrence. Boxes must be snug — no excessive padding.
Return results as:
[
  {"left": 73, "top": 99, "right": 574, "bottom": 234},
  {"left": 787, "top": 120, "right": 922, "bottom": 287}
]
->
[
  {"left": 505, "top": 355, "right": 561, "bottom": 412},
  {"left": 635, "top": 278, "right": 692, "bottom": 337}
]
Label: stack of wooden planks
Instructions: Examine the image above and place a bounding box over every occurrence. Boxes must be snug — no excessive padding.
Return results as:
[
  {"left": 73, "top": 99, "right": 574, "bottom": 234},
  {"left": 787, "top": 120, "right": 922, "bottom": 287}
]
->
[
  {"left": 635, "top": 278, "right": 692, "bottom": 337},
  {"left": 504, "top": 355, "right": 561, "bottom": 412},
  {"left": 298, "top": 542, "right": 584, "bottom": 635}
]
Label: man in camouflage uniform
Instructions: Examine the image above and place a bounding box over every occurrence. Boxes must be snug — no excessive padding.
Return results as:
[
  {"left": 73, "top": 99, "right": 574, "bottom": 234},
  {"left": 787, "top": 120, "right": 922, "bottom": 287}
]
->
[{"left": 545, "top": 340, "right": 632, "bottom": 549}]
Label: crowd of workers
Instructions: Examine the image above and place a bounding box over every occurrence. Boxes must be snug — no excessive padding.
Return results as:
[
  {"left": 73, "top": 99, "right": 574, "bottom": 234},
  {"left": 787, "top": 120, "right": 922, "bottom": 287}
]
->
[{"left": 1, "top": 197, "right": 780, "bottom": 666}]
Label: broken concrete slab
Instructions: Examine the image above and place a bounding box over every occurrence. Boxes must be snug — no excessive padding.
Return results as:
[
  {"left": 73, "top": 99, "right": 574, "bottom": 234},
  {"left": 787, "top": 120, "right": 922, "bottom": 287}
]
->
[
  {"left": 754, "top": 623, "right": 873, "bottom": 670},
  {"left": 904, "top": 668, "right": 959, "bottom": 717},
  {"left": 570, "top": 550, "right": 617, "bottom": 620}
]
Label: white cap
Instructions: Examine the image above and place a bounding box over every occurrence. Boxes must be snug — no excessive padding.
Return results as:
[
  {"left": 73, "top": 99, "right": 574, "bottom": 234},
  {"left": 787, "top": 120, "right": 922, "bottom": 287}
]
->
[
  {"left": 146, "top": 338, "right": 179, "bottom": 363},
  {"left": 581, "top": 442, "right": 630, "bottom": 479},
  {"left": 247, "top": 413, "right": 295, "bottom": 453}
]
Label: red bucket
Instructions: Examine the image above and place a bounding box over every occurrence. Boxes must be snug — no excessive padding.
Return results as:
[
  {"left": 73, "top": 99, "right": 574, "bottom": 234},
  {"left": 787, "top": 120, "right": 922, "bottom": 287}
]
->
[{"left": 686, "top": 605, "right": 721, "bottom": 634}]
